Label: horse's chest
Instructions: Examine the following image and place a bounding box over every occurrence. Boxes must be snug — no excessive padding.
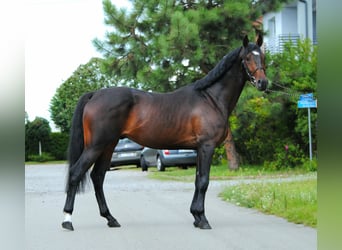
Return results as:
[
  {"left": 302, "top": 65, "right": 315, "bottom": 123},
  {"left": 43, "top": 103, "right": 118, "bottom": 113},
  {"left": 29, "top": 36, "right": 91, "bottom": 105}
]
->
[{"left": 190, "top": 111, "right": 228, "bottom": 142}]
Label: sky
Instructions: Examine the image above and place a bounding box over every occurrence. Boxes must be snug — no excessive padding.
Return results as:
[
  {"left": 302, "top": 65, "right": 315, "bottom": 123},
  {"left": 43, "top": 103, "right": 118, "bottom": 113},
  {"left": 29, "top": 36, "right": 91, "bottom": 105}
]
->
[{"left": 25, "top": 0, "right": 130, "bottom": 131}]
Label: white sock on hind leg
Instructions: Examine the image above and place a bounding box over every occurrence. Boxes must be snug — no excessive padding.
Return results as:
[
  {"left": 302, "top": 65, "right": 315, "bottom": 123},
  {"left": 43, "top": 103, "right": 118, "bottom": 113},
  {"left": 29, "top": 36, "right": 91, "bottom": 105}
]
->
[{"left": 63, "top": 212, "right": 72, "bottom": 222}]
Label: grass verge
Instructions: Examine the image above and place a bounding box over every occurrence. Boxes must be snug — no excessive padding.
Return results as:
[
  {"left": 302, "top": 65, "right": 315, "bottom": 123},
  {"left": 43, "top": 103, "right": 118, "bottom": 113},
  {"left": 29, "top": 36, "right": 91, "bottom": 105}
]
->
[
  {"left": 219, "top": 179, "right": 317, "bottom": 227},
  {"left": 25, "top": 160, "right": 67, "bottom": 165},
  {"left": 148, "top": 163, "right": 313, "bottom": 182}
]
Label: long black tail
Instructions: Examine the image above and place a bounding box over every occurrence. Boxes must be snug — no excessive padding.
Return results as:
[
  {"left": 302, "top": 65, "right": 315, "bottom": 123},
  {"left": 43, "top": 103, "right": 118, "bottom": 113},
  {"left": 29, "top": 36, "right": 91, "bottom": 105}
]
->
[{"left": 65, "top": 91, "right": 94, "bottom": 193}]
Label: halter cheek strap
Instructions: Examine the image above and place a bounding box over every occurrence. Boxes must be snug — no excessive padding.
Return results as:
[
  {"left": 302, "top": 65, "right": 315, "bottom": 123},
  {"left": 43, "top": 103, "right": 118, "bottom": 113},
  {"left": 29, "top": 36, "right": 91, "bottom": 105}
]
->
[{"left": 242, "top": 60, "right": 265, "bottom": 86}]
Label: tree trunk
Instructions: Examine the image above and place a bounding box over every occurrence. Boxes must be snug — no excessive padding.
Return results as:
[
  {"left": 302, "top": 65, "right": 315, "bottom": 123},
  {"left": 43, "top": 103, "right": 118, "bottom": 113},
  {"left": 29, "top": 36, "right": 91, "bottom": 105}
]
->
[{"left": 224, "top": 123, "right": 240, "bottom": 170}]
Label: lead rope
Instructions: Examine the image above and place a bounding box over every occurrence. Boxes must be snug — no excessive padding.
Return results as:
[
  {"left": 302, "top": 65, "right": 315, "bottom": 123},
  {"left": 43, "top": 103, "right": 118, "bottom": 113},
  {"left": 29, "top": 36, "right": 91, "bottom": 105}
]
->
[{"left": 265, "top": 82, "right": 301, "bottom": 99}]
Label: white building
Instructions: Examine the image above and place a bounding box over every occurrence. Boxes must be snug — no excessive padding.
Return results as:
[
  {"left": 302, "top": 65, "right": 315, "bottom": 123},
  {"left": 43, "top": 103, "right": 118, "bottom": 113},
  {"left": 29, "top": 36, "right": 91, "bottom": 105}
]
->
[{"left": 263, "top": 0, "right": 317, "bottom": 53}]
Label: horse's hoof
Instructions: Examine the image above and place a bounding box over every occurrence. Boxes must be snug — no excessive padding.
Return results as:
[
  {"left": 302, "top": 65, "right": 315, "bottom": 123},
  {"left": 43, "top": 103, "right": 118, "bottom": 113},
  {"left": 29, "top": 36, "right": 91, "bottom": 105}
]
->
[
  {"left": 199, "top": 221, "right": 212, "bottom": 229},
  {"left": 107, "top": 219, "right": 121, "bottom": 228},
  {"left": 62, "top": 221, "right": 74, "bottom": 231},
  {"left": 197, "top": 221, "right": 212, "bottom": 230}
]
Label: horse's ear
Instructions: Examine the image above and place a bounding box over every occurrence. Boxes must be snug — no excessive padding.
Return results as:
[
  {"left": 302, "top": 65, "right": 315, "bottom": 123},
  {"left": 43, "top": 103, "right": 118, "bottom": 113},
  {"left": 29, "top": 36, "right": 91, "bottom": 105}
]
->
[
  {"left": 243, "top": 35, "right": 249, "bottom": 48},
  {"left": 257, "top": 34, "right": 263, "bottom": 47}
]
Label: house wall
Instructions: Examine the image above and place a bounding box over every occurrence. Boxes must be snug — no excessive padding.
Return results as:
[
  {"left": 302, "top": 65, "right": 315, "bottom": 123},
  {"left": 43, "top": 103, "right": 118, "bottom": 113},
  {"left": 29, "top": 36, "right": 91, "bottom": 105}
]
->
[{"left": 262, "top": 0, "right": 315, "bottom": 53}]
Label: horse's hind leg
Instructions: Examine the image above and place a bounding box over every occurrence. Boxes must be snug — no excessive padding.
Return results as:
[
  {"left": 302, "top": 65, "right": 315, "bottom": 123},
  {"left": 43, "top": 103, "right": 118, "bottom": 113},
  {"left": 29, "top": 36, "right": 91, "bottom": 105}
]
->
[
  {"left": 62, "top": 147, "right": 102, "bottom": 230},
  {"left": 91, "top": 144, "right": 121, "bottom": 228}
]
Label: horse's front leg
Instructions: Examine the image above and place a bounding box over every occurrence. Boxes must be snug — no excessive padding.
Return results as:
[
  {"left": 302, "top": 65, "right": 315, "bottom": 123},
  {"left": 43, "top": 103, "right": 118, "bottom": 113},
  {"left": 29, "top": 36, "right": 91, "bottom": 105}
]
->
[{"left": 190, "top": 143, "right": 214, "bottom": 229}]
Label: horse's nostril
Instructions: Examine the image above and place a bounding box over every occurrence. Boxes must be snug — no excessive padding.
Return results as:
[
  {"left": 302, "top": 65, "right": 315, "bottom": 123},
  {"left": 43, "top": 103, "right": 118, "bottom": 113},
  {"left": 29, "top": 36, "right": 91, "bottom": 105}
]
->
[{"left": 257, "top": 79, "right": 267, "bottom": 91}]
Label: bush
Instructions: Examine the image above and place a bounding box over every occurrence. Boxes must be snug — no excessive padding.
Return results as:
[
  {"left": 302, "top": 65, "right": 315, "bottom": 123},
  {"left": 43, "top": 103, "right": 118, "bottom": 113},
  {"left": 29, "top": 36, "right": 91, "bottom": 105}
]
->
[
  {"left": 212, "top": 144, "right": 226, "bottom": 165},
  {"left": 47, "top": 132, "right": 69, "bottom": 160},
  {"left": 28, "top": 153, "right": 55, "bottom": 162},
  {"left": 263, "top": 144, "right": 305, "bottom": 170},
  {"left": 301, "top": 158, "right": 317, "bottom": 172}
]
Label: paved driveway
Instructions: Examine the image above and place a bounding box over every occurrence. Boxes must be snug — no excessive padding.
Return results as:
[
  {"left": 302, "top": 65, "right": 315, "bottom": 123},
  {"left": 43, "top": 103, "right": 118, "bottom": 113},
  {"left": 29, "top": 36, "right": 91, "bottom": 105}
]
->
[{"left": 25, "top": 164, "right": 316, "bottom": 250}]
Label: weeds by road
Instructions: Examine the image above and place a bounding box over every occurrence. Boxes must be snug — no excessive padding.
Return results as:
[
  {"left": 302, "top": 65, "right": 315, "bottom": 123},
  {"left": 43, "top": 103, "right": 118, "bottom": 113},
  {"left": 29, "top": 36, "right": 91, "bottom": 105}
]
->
[
  {"left": 148, "top": 164, "right": 313, "bottom": 182},
  {"left": 219, "top": 179, "right": 317, "bottom": 227},
  {"left": 25, "top": 160, "right": 67, "bottom": 165}
]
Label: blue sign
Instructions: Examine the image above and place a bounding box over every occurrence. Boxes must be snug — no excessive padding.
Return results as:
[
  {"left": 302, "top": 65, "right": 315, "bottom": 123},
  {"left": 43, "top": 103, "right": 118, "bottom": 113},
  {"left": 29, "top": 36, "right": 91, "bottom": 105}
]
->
[
  {"left": 298, "top": 93, "right": 317, "bottom": 108},
  {"left": 298, "top": 99, "right": 317, "bottom": 108},
  {"left": 299, "top": 93, "right": 314, "bottom": 100}
]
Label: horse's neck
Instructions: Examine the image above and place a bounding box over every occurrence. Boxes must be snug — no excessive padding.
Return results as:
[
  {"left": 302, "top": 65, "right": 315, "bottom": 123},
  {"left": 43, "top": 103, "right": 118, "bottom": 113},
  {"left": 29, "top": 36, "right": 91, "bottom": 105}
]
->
[{"left": 206, "top": 64, "right": 246, "bottom": 117}]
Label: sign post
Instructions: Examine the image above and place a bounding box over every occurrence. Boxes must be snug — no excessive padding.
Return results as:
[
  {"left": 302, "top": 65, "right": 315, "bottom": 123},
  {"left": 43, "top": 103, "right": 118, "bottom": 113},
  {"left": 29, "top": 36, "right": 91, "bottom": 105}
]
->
[
  {"left": 297, "top": 93, "right": 317, "bottom": 161},
  {"left": 307, "top": 108, "right": 312, "bottom": 160}
]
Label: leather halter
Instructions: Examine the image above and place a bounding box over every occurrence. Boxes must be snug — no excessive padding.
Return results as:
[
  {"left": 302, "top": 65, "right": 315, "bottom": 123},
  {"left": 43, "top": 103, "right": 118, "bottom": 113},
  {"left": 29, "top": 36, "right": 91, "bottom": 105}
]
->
[{"left": 242, "top": 52, "right": 265, "bottom": 87}]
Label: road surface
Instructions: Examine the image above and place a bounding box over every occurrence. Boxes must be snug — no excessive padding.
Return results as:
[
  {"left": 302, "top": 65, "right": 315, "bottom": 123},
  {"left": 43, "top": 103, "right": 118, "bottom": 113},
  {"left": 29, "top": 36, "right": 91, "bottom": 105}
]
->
[{"left": 25, "top": 164, "right": 316, "bottom": 250}]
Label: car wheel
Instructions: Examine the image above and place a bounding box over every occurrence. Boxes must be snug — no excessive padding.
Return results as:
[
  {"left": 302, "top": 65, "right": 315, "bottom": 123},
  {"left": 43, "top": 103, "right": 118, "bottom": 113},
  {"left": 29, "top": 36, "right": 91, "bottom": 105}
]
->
[
  {"left": 156, "top": 156, "right": 165, "bottom": 171},
  {"left": 140, "top": 156, "right": 148, "bottom": 172}
]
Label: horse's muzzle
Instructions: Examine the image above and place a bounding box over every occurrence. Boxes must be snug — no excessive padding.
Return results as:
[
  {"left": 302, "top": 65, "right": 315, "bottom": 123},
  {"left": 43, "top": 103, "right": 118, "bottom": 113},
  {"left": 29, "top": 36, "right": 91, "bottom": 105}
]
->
[{"left": 256, "top": 79, "right": 268, "bottom": 91}]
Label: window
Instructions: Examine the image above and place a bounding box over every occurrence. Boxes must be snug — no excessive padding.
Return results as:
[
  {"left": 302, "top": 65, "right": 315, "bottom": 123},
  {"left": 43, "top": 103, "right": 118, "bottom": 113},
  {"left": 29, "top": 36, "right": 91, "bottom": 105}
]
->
[{"left": 268, "top": 17, "right": 276, "bottom": 38}]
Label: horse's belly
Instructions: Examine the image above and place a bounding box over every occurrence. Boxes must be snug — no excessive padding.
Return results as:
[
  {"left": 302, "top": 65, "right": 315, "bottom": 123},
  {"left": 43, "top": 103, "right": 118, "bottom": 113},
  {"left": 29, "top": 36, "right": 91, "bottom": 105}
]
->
[{"left": 122, "top": 108, "right": 198, "bottom": 148}]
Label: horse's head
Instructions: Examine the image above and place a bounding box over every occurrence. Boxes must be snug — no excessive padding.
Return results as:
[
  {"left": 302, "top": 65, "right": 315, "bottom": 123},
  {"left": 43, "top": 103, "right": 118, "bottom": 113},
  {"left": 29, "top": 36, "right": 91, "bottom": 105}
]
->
[{"left": 240, "top": 35, "right": 268, "bottom": 91}]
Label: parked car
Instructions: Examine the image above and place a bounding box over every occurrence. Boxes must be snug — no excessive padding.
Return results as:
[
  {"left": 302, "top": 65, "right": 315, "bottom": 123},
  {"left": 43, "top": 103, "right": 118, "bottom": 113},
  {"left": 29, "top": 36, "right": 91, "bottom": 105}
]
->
[
  {"left": 140, "top": 148, "right": 197, "bottom": 171},
  {"left": 110, "top": 138, "right": 144, "bottom": 168}
]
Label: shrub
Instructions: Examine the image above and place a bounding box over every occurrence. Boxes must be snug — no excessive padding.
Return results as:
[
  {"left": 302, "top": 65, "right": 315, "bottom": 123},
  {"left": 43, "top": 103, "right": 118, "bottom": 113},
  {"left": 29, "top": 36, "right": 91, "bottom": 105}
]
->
[
  {"left": 301, "top": 158, "right": 317, "bottom": 172},
  {"left": 28, "top": 153, "right": 55, "bottom": 162},
  {"left": 212, "top": 144, "right": 226, "bottom": 165},
  {"left": 264, "top": 144, "right": 305, "bottom": 170},
  {"left": 47, "top": 132, "right": 69, "bottom": 160}
]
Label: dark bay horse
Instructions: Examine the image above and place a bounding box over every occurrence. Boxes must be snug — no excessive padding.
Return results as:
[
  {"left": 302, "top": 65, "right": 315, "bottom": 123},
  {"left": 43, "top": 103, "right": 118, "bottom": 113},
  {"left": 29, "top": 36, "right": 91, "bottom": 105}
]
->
[{"left": 62, "top": 35, "right": 268, "bottom": 231}]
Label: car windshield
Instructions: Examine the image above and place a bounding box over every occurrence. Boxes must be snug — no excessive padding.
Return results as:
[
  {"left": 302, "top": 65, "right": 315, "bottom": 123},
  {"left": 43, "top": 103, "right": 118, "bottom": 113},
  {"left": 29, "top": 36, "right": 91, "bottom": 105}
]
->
[
  {"left": 114, "top": 138, "right": 143, "bottom": 151},
  {"left": 117, "top": 138, "right": 131, "bottom": 145}
]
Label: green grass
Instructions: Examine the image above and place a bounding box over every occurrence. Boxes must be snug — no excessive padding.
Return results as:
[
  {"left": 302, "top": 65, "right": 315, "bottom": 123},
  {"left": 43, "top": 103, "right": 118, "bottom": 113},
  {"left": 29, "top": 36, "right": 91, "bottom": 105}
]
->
[
  {"left": 25, "top": 160, "right": 67, "bottom": 165},
  {"left": 219, "top": 179, "right": 317, "bottom": 227},
  {"left": 148, "top": 163, "right": 312, "bottom": 182}
]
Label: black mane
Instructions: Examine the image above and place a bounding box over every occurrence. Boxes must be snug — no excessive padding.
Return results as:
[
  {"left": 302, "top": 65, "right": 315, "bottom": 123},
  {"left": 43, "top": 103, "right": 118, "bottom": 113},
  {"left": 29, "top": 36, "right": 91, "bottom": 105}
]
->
[{"left": 193, "top": 47, "right": 242, "bottom": 91}]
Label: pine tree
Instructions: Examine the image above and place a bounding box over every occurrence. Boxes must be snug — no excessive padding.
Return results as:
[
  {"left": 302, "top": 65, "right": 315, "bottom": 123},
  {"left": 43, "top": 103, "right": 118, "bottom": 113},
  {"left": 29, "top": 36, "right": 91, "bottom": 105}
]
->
[{"left": 94, "top": 0, "right": 291, "bottom": 169}]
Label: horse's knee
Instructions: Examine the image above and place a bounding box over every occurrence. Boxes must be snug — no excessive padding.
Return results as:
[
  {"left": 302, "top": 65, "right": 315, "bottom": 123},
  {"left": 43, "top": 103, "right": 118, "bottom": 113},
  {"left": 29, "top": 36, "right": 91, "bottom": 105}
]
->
[{"left": 197, "top": 176, "right": 209, "bottom": 192}]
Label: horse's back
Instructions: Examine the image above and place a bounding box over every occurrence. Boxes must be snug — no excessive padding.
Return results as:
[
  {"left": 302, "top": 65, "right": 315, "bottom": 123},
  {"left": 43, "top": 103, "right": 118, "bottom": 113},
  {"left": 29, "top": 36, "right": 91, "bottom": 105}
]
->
[{"left": 121, "top": 87, "right": 210, "bottom": 148}]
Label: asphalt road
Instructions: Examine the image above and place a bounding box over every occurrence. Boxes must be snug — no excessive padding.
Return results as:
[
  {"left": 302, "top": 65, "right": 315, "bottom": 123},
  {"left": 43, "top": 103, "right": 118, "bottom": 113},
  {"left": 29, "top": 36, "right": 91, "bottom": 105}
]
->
[{"left": 25, "top": 164, "right": 316, "bottom": 250}]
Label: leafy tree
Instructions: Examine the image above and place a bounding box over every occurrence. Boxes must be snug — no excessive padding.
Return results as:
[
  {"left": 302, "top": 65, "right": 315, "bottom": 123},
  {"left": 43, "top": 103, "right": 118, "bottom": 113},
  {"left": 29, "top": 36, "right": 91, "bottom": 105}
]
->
[
  {"left": 93, "top": 0, "right": 291, "bottom": 168},
  {"left": 268, "top": 39, "right": 317, "bottom": 94},
  {"left": 50, "top": 57, "right": 114, "bottom": 133},
  {"left": 267, "top": 38, "right": 317, "bottom": 157},
  {"left": 25, "top": 117, "right": 51, "bottom": 160},
  {"left": 231, "top": 38, "right": 317, "bottom": 166}
]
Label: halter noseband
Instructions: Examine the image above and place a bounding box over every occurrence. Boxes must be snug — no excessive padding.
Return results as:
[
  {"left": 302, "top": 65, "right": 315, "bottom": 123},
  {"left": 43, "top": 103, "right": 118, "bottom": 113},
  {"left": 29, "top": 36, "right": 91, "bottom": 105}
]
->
[{"left": 242, "top": 52, "right": 265, "bottom": 87}]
